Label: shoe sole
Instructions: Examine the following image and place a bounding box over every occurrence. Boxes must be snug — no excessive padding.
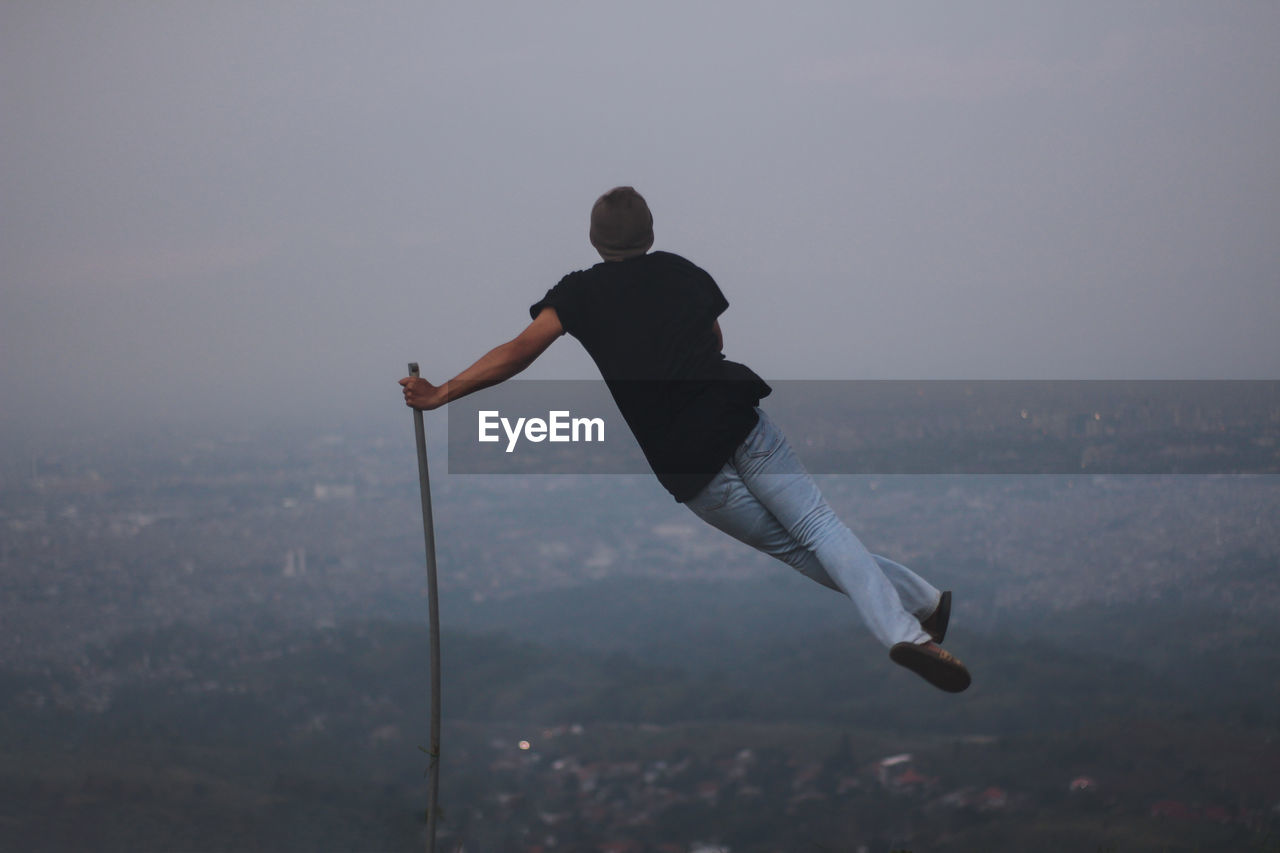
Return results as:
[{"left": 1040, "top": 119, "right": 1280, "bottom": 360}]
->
[
  {"left": 890, "top": 642, "right": 971, "bottom": 693},
  {"left": 924, "top": 590, "right": 951, "bottom": 644}
]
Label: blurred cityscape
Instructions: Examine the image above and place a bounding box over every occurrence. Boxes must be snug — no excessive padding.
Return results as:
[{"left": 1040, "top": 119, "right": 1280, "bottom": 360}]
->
[{"left": 1, "top": 396, "right": 1279, "bottom": 850}]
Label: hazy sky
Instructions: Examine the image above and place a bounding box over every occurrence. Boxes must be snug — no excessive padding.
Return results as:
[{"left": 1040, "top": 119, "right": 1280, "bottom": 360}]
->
[{"left": 3, "top": 2, "right": 1278, "bottom": 435}]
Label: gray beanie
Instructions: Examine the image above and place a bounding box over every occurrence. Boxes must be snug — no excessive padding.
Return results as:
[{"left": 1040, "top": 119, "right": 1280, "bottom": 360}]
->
[{"left": 589, "top": 186, "right": 654, "bottom": 261}]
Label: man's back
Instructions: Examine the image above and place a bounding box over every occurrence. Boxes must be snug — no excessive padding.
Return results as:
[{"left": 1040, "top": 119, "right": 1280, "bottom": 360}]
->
[
  {"left": 531, "top": 251, "right": 725, "bottom": 381},
  {"left": 530, "top": 251, "right": 769, "bottom": 501}
]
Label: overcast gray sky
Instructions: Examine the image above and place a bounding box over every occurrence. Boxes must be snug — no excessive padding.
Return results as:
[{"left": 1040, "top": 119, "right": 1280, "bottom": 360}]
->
[{"left": 3, "top": 2, "right": 1278, "bottom": 435}]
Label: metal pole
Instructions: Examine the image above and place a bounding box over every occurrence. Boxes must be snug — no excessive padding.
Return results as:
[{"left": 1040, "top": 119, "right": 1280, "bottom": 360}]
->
[{"left": 409, "top": 362, "right": 442, "bottom": 853}]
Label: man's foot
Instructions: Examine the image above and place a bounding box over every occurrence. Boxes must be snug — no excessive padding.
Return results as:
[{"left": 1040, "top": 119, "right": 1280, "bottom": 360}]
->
[
  {"left": 889, "top": 641, "right": 971, "bottom": 693},
  {"left": 920, "top": 590, "right": 951, "bottom": 644}
]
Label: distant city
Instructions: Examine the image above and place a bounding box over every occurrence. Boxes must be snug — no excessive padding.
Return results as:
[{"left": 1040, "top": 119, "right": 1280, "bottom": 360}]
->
[
  {"left": 3, "top": 397, "right": 1278, "bottom": 667},
  {"left": 2, "top": 402, "right": 1278, "bottom": 851}
]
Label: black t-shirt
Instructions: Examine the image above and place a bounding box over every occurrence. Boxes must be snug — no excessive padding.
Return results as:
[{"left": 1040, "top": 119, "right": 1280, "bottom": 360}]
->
[{"left": 530, "top": 251, "right": 771, "bottom": 501}]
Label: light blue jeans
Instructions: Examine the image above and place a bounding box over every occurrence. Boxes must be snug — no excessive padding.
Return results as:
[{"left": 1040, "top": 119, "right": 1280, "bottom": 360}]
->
[{"left": 685, "top": 408, "right": 937, "bottom": 648}]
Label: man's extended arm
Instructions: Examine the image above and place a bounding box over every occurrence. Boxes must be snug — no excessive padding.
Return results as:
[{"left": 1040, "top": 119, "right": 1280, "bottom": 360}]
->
[{"left": 400, "top": 307, "right": 564, "bottom": 410}]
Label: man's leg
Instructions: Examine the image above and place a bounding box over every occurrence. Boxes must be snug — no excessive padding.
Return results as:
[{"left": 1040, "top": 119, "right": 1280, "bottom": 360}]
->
[
  {"left": 687, "top": 474, "right": 940, "bottom": 619},
  {"left": 685, "top": 456, "right": 841, "bottom": 590},
  {"left": 873, "top": 556, "right": 945, "bottom": 624},
  {"left": 686, "top": 410, "right": 934, "bottom": 648}
]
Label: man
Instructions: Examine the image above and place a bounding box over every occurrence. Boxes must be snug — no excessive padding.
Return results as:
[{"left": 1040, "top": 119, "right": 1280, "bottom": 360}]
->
[{"left": 400, "top": 187, "right": 971, "bottom": 693}]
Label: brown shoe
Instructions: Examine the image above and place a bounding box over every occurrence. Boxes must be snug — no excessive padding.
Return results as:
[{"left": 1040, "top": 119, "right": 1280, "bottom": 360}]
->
[
  {"left": 920, "top": 590, "right": 951, "bottom": 644},
  {"left": 890, "top": 641, "right": 971, "bottom": 693}
]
